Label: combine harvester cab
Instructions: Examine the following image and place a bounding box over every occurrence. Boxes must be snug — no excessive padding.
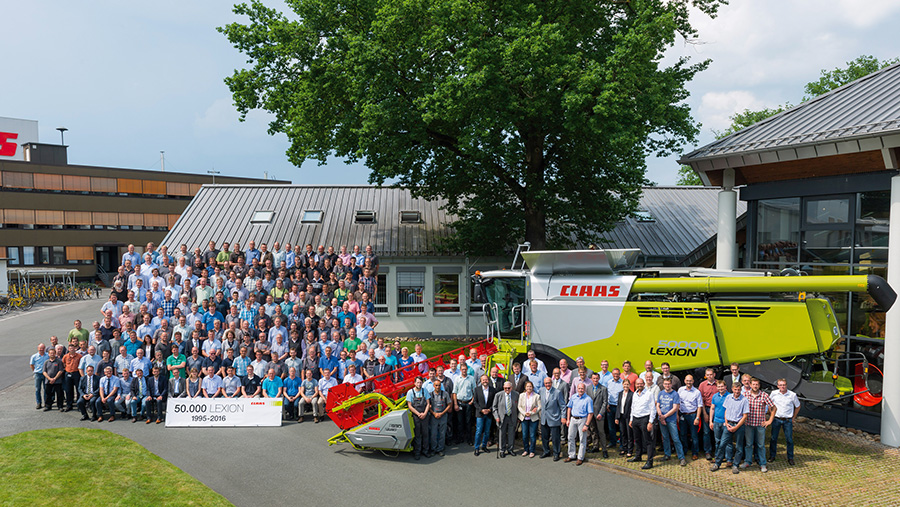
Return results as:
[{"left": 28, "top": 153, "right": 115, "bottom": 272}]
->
[{"left": 472, "top": 248, "right": 896, "bottom": 403}]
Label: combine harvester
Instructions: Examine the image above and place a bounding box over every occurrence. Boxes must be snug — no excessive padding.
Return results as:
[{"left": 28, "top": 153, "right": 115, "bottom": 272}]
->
[
  {"left": 328, "top": 247, "right": 896, "bottom": 452},
  {"left": 473, "top": 246, "right": 895, "bottom": 404}
]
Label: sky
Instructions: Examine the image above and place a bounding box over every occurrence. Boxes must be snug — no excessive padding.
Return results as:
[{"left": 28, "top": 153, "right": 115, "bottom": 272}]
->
[{"left": 2, "top": 0, "right": 900, "bottom": 185}]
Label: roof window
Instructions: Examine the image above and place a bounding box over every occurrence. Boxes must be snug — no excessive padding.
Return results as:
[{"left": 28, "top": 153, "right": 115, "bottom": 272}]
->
[
  {"left": 355, "top": 210, "right": 376, "bottom": 223},
  {"left": 301, "top": 210, "right": 323, "bottom": 223},
  {"left": 400, "top": 210, "right": 421, "bottom": 223},
  {"left": 250, "top": 210, "right": 274, "bottom": 224}
]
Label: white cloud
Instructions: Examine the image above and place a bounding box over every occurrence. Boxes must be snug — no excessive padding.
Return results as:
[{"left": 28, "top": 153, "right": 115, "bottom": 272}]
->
[{"left": 697, "top": 90, "right": 767, "bottom": 132}]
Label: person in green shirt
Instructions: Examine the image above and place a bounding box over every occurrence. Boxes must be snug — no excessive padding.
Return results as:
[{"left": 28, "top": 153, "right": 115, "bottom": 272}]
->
[
  {"left": 166, "top": 346, "right": 187, "bottom": 378},
  {"left": 216, "top": 242, "right": 233, "bottom": 264},
  {"left": 343, "top": 330, "right": 361, "bottom": 352},
  {"left": 68, "top": 320, "right": 90, "bottom": 344}
]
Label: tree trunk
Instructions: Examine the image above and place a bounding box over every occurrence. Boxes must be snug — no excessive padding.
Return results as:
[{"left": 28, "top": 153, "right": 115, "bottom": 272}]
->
[
  {"left": 522, "top": 128, "right": 547, "bottom": 250},
  {"left": 523, "top": 202, "right": 547, "bottom": 250}
]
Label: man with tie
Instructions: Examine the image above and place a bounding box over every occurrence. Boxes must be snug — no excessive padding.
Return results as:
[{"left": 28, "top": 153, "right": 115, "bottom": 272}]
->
[
  {"left": 96, "top": 366, "right": 120, "bottom": 422},
  {"left": 145, "top": 365, "right": 168, "bottom": 424},
  {"left": 472, "top": 374, "right": 497, "bottom": 455},
  {"left": 77, "top": 365, "right": 101, "bottom": 421},
  {"left": 492, "top": 381, "right": 520, "bottom": 457},
  {"left": 115, "top": 369, "right": 134, "bottom": 417},
  {"left": 539, "top": 376, "right": 567, "bottom": 461},
  {"left": 510, "top": 363, "right": 528, "bottom": 393},
  {"left": 130, "top": 368, "right": 150, "bottom": 422}
]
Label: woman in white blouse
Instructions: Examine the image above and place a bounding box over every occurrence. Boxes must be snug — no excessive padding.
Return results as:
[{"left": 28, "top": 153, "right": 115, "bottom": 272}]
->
[{"left": 517, "top": 381, "right": 542, "bottom": 457}]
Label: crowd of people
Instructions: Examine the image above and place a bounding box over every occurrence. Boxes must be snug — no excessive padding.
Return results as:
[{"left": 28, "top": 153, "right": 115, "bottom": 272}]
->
[{"left": 27, "top": 239, "right": 801, "bottom": 472}]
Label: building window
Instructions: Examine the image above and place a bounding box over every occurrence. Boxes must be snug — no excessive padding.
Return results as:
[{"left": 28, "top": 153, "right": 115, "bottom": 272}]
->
[
  {"left": 22, "top": 246, "right": 35, "bottom": 266},
  {"left": 374, "top": 273, "right": 388, "bottom": 314},
  {"left": 301, "top": 210, "right": 323, "bottom": 223},
  {"left": 469, "top": 267, "right": 497, "bottom": 313},
  {"left": 52, "top": 246, "right": 65, "bottom": 265},
  {"left": 434, "top": 272, "right": 460, "bottom": 313},
  {"left": 756, "top": 198, "right": 800, "bottom": 264},
  {"left": 355, "top": 210, "right": 376, "bottom": 223},
  {"left": 39, "top": 247, "right": 51, "bottom": 265},
  {"left": 397, "top": 270, "right": 425, "bottom": 314},
  {"left": 400, "top": 210, "right": 421, "bottom": 224},
  {"left": 635, "top": 210, "right": 655, "bottom": 222},
  {"left": 7, "top": 247, "right": 20, "bottom": 266},
  {"left": 250, "top": 210, "right": 275, "bottom": 224},
  {"left": 805, "top": 197, "right": 850, "bottom": 224}
]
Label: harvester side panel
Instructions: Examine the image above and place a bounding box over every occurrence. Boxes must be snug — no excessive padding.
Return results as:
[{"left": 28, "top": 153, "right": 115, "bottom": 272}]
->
[
  {"left": 557, "top": 302, "right": 721, "bottom": 372},
  {"left": 710, "top": 301, "right": 818, "bottom": 364}
]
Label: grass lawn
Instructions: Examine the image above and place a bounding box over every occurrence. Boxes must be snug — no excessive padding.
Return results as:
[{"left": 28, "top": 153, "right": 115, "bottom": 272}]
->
[
  {"left": 418, "top": 340, "right": 472, "bottom": 359},
  {"left": 0, "top": 428, "right": 232, "bottom": 507}
]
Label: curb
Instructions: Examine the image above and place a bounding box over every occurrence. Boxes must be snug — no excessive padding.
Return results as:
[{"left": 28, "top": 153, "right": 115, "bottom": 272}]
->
[{"left": 585, "top": 457, "right": 766, "bottom": 507}]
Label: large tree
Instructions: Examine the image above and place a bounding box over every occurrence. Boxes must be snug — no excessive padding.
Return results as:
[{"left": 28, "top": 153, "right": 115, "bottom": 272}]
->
[{"left": 219, "top": 0, "right": 723, "bottom": 253}]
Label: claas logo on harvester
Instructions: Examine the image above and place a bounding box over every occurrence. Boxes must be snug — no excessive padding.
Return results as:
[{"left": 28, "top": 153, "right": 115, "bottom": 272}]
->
[{"left": 558, "top": 285, "right": 621, "bottom": 297}]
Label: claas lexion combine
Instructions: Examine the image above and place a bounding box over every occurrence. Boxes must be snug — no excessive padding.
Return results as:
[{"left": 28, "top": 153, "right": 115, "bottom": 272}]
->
[{"left": 326, "top": 248, "right": 895, "bottom": 453}]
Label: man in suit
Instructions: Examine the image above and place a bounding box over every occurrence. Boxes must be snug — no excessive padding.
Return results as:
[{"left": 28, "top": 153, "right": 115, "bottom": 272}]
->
[
  {"left": 488, "top": 366, "right": 505, "bottom": 392},
  {"left": 615, "top": 378, "right": 634, "bottom": 456},
  {"left": 144, "top": 365, "right": 168, "bottom": 424},
  {"left": 169, "top": 368, "right": 187, "bottom": 399},
  {"left": 96, "top": 366, "right": 120, "bottom": 422},
  {"left": 510, "top": 363, "right": 528, "bottom": 393},
  {"left": 130, "top": 368, "right": 150, "bottom": 422},
  {"left": 585, "top": 372, "right": 609, "bottom": 457},
  {"left": 77, "top": 365, "right": 101, "bottom": 421},
  {"left": 493, "top": 381, "right": 520, "bottom": 457},
  {"left": 539, "top": 376, "right": 567, "bottom": 461},
  {"left": 472, "top": 374, "right": 496, "bottom": 455}
]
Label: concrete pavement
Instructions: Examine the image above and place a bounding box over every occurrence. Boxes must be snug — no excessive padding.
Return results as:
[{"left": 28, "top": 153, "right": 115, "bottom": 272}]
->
[{"left": 0, "top": 300, "right": 730, "bottom": 507}]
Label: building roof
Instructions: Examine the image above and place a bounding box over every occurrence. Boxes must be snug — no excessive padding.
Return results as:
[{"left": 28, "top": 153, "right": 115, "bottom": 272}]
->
[
  {"left": 161, "top": 185, "right": 456, "bottom": 257},
  {"left": 680, "top": 62, "right": 900, "bottom": 174},
  {"left": 163, "top": 185, "right": 732, "bottom": 261},
  {"left": 596, "top": 186, "right": 747, "bottom": 264}
]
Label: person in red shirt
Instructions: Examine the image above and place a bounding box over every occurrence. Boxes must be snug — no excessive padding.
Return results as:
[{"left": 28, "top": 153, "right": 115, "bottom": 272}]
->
[{"left": 697, "top": 367, "right": 719, "bottom": 461}]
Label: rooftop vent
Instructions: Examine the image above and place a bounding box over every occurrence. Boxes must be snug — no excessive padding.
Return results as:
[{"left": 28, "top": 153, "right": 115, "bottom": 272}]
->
[
  {"left": 400, "top": 210, "right": 421, "bottom": 223},
  {"left": 355, "top": 210, "right": 376, "bottom": 223},
  {"left": 635, "top": 210, "right": 655, "bottom": 223}
]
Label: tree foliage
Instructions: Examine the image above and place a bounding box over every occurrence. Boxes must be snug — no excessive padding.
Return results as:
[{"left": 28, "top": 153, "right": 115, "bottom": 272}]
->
[
  {"left": 803, "top": 54, "right": 898, "bottom": 101},
  {"left": 219, "top": 0, "right": 724, "bottom": 253},
  {"left": 676, "top": 165, "right": 702, "bottom": 185}
]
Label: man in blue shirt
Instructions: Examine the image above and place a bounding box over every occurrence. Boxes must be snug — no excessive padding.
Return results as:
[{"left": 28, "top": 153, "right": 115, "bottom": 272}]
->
[
  {"left": 565, "top": 382, "right": 593, "bottom": 465},
  {"left": 283, "top": 367, "right": 303, "bottom": 420},
  {"left": 318, "top": 347, "right": 338, "bottom": 379},
  {"left": 657, "top": 378, "right": 686, "bottom": 465},
  {"left": 30, "top": 343, "right": 48, "bottom": 409},
  {"left": 711, "top": 381, "right": 748, "bottom": 474}
]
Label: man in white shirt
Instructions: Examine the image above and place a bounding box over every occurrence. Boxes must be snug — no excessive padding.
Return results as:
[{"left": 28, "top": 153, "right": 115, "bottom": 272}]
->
[
  {"left": 768, "top": 378, "right": 800, "bottom": 465},
  {"left": 628, "top": 377, "right": 657, "bottom": 469},
  {"left": 677, "top": 374, "right": 704, "bottom": 460}
]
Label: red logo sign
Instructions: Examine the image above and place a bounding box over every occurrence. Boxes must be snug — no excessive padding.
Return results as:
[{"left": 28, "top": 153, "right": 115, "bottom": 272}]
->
[
  {"left": 368, "top": 426, "right": 381, "bottom": 431},
  {"left": 250, "top": 402, "right": 264, "bottom": 405},
  {"left": 558, "top": 285, "right": 621, "bottom": 297},
  {"left": 0, "top": 132, "right": 18, "bottom": 157}
]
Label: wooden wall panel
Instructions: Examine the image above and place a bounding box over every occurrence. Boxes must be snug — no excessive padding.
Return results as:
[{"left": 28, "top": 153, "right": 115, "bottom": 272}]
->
[
  {"left": 92, "top": 212, "right": 118, "bottom": 225},
  {"left": 143, "top": 180, "right": 166, "bottom": 195},
  {"left": 63, "top": 175, "right": 91, "bottom": 192},
  {"left": 35, "top": 210, "right": 65, "bottom": 225},
  {"left": 65, "top": 211, "right": 92, "bottom": 225},
  {"left": 168, "top": 214, "right": 181, "bottom": 229},
  {"left": 33, "top": 173, "right": 63, "bottom": 190},
  {"left": 119, "top": 213, "right": 144, "bottom": 226},
  {"left": 167, "top": 181, "right": 192, "bottom": 196},
  {"left": 144, "top": 213, "right": 168, "bottom": 227},
  {"left": 3, "top": 209, "right": 35, "bottom": 223},
  {"left": 117, "top": 178, "right": 143, "bottom": 194},
  {"left": 90, "top": 177, "right": 117, "bottom": 193},
  {"left": 2, "top": 171, "right": 33, "bottom": 188},
  {"left": 66, "top": 246, "right": 94, "bottom": 260}
]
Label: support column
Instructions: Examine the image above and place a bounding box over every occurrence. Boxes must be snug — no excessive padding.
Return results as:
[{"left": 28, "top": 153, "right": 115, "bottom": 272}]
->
[
  {"left": 716, "top": 168, "right": 737, "bottom": 271},
  {"left": 883, "top": 170, "right": 900, "bottom": 446}
]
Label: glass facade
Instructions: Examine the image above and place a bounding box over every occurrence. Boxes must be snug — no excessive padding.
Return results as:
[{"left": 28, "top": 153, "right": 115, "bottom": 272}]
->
[{"left": 752, "top": 190, "right": 889, "bottom": 338}]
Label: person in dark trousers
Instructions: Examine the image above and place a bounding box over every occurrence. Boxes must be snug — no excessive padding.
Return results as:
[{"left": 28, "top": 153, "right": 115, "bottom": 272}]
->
[
  {"left": 493, "top": 381, "right": 520, "bottom": 457},
  {"left": 406, "top": 377, "right": 431, "bottom": 460},
  {"left": 615, "top": 378, "right": 634, "bottom": 457}
]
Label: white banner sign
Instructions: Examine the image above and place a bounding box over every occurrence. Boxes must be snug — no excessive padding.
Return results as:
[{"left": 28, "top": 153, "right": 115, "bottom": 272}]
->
[{"left": 165, "top": 397, "right": 283, "bottom": 427}]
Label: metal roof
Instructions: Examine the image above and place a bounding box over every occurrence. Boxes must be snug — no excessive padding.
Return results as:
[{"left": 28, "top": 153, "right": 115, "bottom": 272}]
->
[
  {"left": 596, "top": 186, "right": 746, "bottom": 263},
  {"left": 161, "top": 185, "right": 455, "bottom": 257},
  {"left": 680, "top": 62, "right": 900, "bottom": 167},
  {"left": 163, "top": 185, "right": 731, "bottom": 261}
]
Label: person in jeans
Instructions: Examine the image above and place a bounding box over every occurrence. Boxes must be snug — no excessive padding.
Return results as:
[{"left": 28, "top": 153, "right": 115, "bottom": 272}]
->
[
  {"left": 769, "top": 378, "right": 801, "bottom": 466},
  {"left": 472, "top": 374, "right": 496, "bottom": 456},
  {"left": 517, "top": 381, "right": 541, "bottom": 457},
  {"left": 742, "top": 377, "right": 775, "bottom": 472},
  {"left": 710, "top": 381, "right": 748, "bottom": 474},
  {"left": 657, "top": 378, "right": 687, "bottom": 466}
]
